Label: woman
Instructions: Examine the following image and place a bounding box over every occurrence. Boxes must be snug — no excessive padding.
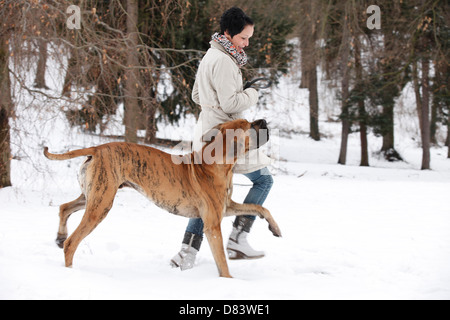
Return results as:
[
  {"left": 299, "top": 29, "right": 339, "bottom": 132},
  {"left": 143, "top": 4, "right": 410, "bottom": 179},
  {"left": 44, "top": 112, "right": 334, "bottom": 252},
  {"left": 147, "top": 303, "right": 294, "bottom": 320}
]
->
[{"left": 170, "top": 7, "right": 274, "bottom": 270}]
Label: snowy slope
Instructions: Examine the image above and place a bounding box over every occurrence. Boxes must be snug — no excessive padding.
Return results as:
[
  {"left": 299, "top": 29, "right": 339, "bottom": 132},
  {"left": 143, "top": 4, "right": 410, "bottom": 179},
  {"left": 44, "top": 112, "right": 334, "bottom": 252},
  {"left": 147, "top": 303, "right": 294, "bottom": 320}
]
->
[
  {"left": 1, "top": 160, "right": 450, "bottom": 300},
  {"left": 1, "top": 45, "right": 450, "bottom": 300}
]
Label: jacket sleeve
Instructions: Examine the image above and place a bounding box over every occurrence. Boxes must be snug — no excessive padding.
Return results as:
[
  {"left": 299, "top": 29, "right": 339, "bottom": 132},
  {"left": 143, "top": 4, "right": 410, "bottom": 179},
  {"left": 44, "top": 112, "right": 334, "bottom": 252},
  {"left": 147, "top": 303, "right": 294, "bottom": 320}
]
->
[
  {"left": 213, "top": 56, "right": 258, "bottom": 114},
  {"left": 192, "top": 77, "right": 200, "bottom": 105}
]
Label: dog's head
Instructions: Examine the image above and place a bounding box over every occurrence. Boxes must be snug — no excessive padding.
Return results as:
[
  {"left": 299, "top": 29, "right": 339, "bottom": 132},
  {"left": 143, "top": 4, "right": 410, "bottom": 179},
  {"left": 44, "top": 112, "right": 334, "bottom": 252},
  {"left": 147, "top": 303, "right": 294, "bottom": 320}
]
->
[{"left": 202, "top": 119, "right": 270, "bottom": 165}]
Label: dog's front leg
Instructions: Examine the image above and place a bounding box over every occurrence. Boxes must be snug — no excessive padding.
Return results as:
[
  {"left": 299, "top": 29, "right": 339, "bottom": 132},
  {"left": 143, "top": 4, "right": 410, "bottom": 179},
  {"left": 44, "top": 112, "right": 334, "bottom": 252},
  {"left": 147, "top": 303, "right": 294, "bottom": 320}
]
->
[
  {"left": 225, "top": 201, "right": 282, "bottom": 238},
  {"left": 202, "top": 214, "right": 232, "bottom": 278}
]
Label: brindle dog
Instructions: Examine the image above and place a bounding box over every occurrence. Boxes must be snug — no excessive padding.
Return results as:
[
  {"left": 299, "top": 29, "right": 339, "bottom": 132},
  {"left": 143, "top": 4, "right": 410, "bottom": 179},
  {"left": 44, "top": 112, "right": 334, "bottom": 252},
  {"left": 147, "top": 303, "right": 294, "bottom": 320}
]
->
[{"left": 44, "top": 119, "right": 281, "bottom": 278}]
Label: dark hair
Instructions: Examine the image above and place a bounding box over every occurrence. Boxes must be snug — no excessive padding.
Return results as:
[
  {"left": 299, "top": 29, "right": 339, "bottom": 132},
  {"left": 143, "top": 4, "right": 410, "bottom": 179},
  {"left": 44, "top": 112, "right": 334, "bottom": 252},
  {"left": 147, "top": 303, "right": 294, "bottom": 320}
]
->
[{"left": 220, "top": 7, "right": 254, "bottom": 38}]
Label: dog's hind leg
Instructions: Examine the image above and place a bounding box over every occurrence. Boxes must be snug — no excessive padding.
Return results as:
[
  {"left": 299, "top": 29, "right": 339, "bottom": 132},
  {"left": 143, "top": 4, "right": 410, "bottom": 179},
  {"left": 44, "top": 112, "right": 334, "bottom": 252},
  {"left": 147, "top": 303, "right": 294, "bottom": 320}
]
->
[
  {"left": 63, "top": 190, "right": 116, "bottom": 268},
  {"left": 56, "top": 194, "right": 86, "bottom": 248}
]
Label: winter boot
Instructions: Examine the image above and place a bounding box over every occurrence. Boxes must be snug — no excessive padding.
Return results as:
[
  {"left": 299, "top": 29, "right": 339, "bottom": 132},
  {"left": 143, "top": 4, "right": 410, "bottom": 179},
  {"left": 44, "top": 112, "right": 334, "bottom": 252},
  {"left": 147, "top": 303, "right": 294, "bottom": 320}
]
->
[
  {"left": 227, "top": 216, "right": 265, "bottom": 260},
  {"left": 170, "top": 232, "right": 203, "bottom": 271}
]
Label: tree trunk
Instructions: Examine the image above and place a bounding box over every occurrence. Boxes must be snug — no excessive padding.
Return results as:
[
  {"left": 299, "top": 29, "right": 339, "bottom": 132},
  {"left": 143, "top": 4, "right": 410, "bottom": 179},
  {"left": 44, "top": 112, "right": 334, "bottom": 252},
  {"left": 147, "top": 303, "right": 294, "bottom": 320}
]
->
[
  {"left": 0, "top": 108, "right": 11, "bottom": 188},
  {"left": 413, "top": 60, "right": 423, "bottom": 129},
  {"left": 430, "top": 92, "right": 438, "bottom": 146},
  {"left": 144, "top": 102, "right": 157, "bottom": 144},
  {"left": 431, "top": 59, "right": 444, "bottom": 146},
  {"left": 380, "top": 104, "right": 395, "bottom": 151},
  {"left": 124, "top": 0, "right": 140, "bottom": 143},
  {"left": 378, "top": 26, "right": 403, "bottom": 162},
  {"left": 413, "top": 58, "right": 431, "bottom": 169},
  {"left": 420, "top": 58, "right": 431, "bottom": 169},
  {"left": 354, "top": 39, "right": 369, "bottom": 166},
  {"left": 0, "top": 35, "right": 12, "bottom": 188},
  {"left": 338, "top": 80, "right": 350, "bottom": 165},
  {"left": 337, "top": 12, "right": 351, "bottom": 165},
  {"left": 299, "top": 1, "right": 320, "bottom": 141},
  {"left": 144, "top": 83, "right": 157, "bottom": 144},
  {"left": 445, "top": 63, "right": 450, "bottom": 159},
  {"left": 447, "top": 120, "right": 450, "bottom": 159},
  {"left": 308, "top": 60, "right": 320, "bottom": 141},
  {"left": 34, "top": 39, "right": 49, "bottom": 89},
  {"left": 299, "top": 39, "right": 309, "bottom": 89},
  {"left": 62, "top": 48, "right": 78, "bottom": 97}
]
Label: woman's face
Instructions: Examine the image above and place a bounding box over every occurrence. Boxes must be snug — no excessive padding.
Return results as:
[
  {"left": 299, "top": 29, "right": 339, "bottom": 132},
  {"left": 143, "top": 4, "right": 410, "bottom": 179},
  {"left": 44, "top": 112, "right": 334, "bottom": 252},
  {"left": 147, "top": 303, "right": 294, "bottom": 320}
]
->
[{"left": 225, "top": 24, "right": 254, "bottom": 53}]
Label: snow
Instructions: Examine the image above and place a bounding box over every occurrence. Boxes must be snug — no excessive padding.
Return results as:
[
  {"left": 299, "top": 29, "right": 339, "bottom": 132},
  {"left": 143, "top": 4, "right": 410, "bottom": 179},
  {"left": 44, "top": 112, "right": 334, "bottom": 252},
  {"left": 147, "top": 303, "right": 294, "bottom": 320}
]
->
[{"left": 1, "top": 44, "right": 450, "bottom": 300}]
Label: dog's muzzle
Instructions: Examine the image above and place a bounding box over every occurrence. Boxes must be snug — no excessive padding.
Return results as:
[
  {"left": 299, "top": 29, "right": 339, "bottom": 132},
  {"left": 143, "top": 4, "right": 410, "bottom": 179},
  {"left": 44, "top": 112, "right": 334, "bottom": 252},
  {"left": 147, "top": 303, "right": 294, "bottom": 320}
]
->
[{"left": 251, "top": 119, "right": 270, "bottom": 148}]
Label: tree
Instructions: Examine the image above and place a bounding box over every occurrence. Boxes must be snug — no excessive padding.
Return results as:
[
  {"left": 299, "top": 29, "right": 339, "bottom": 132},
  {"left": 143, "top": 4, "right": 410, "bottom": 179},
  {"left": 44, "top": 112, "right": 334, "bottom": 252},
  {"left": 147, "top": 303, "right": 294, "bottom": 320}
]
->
[
  {"left": 427, "top": 3, "right": 449, "bottom": 158},
  {"left": 337, "top": 1, "right": 351, "bottom": 165},
  {"left": 319, "top": 0, "right": 368, "bottom": 165},
  {"left": 244, "top": 0, "right": 296, "bottom": 78},
  {"left": 61, "top": 0, "right": 129, "bottom": 134},
  {"left": 124, "top": 0, "right": 140, "bottom": 143},
  {"left": 368, "top": 0, "right": 409, "bottom": 162},
  {"left": 297, "top": 0, "right": 321, "bottom": 141},
  {"left": 59, "top": 0, "right": 295, "bottom": 141},
  {"left": 141, "top": 0, "right": 212, "bottom": 124},
  {"left": 0, "top": 33, "right": 12, "bottom": 188},
  {"left": 0, "top": 0, "right": 20, "bottom": 188},
  {"left": 410, "top": 0, "right": 449, "bottom": 169},
  {"left": 34, "top": 39, "right": 49, "bottom": 89},
  {"left": 343, "top": 1, "right": 410, "bottom": 163},
  {"left": 354, "top": 38, "right": 369, "bottom": 167}
]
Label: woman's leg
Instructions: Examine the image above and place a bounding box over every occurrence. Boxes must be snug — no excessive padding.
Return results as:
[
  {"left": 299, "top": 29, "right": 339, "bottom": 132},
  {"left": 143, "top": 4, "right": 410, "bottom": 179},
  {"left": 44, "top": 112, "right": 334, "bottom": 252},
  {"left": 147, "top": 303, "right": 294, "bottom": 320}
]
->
[
  {"left": 170, "top": 218, "right": 204, "bottom": 270},
  {"left": 186, "top": 218, "right": 204, "bottom": 237},
  {"left": 242, "top": 167, "right": 274, "bottom": 212},
  {"left": 227, "top": 167, "right": 274, "bottom": 259},
  {"left": 172, "top": 167, "right": 274, "bottom": 267}
]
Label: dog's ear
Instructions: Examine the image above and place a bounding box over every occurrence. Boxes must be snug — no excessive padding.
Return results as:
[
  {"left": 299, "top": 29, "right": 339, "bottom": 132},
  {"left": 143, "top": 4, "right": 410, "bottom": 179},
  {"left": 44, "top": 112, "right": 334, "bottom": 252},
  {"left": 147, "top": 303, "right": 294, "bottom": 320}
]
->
[
  {"left": 202, "top": 124, "right": 222, "bottom": 143},
  {"left": 224, "top": 128, "right": 248, "bottom": 164},
  {"left": 226, "top": 137, "right": 246, "bottom": 161}
]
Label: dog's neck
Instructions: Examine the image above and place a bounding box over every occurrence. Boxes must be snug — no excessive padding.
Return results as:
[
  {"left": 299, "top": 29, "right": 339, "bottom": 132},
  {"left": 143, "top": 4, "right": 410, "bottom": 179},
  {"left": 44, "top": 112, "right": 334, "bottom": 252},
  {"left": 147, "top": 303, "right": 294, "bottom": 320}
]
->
[{"left": 188, "top": 151, "right": 235, "bottom": 178}]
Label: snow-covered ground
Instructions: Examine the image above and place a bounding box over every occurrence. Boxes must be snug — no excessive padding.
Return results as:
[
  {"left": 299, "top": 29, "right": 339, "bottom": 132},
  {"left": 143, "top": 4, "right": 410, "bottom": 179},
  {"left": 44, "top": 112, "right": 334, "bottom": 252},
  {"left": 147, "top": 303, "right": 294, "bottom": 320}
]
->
[{"left": 1, "top": 45, "right": 449, "bottom": 300}]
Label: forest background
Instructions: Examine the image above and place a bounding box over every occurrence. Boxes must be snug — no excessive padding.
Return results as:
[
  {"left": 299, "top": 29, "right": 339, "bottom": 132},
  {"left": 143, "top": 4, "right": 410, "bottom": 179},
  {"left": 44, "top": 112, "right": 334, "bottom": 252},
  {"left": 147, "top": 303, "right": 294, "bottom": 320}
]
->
[{"left": 0, "top": 0, "right": 448, "bottom": 188}]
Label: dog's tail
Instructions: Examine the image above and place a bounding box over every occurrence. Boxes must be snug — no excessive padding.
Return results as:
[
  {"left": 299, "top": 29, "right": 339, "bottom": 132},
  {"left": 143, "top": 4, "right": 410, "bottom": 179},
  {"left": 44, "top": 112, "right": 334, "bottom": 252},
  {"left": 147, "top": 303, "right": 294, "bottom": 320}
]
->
[{"left": 44, "top": 146, "right": 96, "bottom": 161}]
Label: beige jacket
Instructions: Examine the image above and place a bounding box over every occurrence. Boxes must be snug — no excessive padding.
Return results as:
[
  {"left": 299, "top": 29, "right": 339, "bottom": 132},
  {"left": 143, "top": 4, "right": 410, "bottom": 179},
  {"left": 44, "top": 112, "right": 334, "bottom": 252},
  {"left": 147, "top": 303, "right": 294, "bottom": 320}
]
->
[{"left": 191, "top": 40, "right": 272, "bottom": 174}]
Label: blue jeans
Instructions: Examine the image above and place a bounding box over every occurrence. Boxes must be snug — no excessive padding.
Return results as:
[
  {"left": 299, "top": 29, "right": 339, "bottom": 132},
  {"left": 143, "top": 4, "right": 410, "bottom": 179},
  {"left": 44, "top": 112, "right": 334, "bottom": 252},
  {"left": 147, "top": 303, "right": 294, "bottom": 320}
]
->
[{"left": 186, "top": 167, "right": 273, "bottom": 237}]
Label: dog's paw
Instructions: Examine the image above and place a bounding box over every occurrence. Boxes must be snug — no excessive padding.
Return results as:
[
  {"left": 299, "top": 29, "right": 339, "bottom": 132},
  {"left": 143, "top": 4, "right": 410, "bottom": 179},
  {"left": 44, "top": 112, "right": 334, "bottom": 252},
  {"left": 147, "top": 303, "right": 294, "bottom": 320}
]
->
[
  {"left": 55, "top": 234, "right": 67, "bottom": 249},
  {"left": 268, "top": 222, "right": 282, "bottom": 238}
]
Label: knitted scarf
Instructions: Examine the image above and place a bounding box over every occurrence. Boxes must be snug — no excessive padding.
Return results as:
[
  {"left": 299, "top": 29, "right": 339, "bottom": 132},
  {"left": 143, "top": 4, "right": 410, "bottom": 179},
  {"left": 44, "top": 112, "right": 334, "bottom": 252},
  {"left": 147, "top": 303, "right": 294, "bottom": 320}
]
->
[{"left": 211, "top": 32, "right": 248, "bottom": 68}]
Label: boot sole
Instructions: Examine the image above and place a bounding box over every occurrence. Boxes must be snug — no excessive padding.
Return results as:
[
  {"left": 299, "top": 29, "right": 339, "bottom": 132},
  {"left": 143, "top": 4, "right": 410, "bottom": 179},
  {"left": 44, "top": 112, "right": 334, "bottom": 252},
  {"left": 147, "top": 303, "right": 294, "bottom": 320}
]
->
[
  {"left": 227, "top": 248, "right": 265, "bottom": 260},
  {"left": 170, "top": 259, "right": 180, "bottom": 268}
]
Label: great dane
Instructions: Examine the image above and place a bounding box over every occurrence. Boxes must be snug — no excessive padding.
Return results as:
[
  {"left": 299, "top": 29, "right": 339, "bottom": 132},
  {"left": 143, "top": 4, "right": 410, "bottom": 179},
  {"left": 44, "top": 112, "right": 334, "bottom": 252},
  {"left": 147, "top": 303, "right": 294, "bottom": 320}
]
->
[{"left": 44, "top": 119, "right": 281, "bottom": 278}]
